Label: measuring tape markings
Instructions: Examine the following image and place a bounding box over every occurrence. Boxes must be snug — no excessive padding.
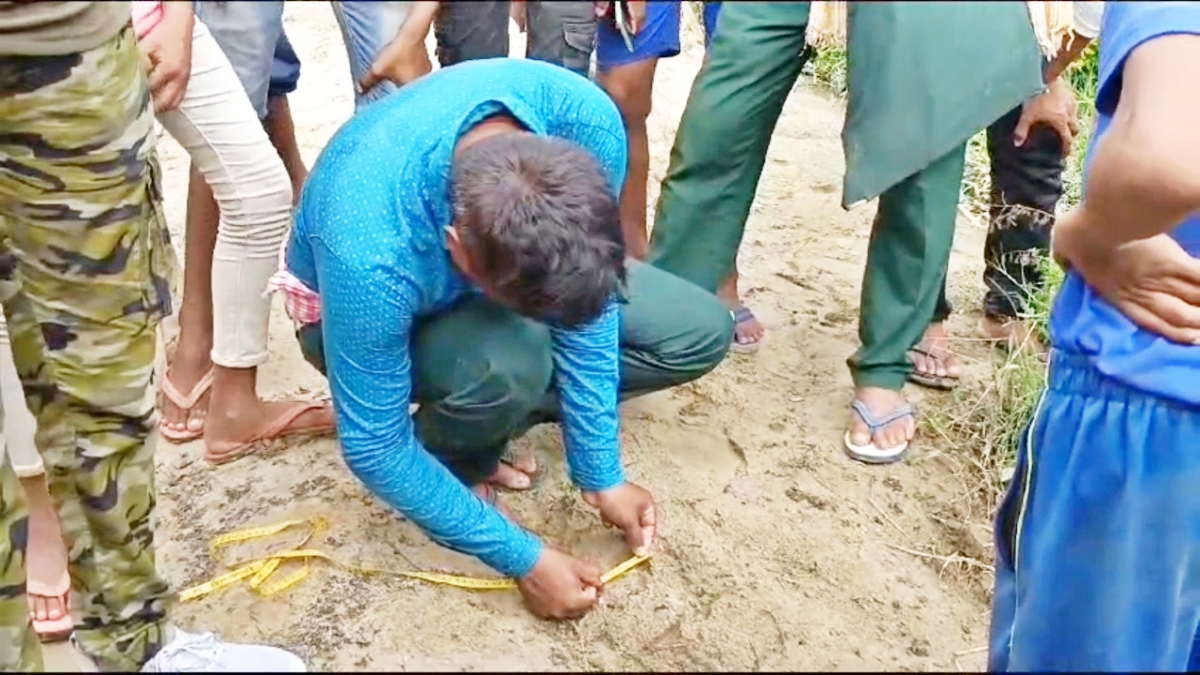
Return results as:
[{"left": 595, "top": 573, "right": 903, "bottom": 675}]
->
[{"left": 180, "top": 517, "right": 651, "bottom": 602}]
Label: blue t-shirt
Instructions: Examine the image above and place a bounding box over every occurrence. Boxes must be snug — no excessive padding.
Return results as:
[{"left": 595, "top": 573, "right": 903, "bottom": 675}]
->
[
  {"left": 1050, "top": 2, "right": 1200, "bottom": 406},
  {"left": 286, "top": 59, "right": 629, "bottom": 578}
]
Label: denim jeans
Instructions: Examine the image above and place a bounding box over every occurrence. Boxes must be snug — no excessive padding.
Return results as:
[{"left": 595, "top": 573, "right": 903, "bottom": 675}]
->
[{"left": 196, "top": 0, "right": 414, "bottom": 116}]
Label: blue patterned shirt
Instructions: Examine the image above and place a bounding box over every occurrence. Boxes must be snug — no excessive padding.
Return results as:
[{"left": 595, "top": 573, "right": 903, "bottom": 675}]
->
[{"left": 285, "top": 59, "right": 629, "bottom": 578}]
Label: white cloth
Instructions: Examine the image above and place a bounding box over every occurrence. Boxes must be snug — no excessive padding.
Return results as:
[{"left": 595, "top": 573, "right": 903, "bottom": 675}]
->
[{"left": 1073, "top": 1, "right": 1104, "bottom": 40}]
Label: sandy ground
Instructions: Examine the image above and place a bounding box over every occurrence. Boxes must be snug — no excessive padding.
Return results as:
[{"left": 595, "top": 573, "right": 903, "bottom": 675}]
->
[{"left": 48, "top": 4, "right": 1004, "bottom": 672}]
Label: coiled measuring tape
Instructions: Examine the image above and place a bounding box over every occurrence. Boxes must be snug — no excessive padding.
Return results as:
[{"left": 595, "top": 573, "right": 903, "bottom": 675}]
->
[{"left": 179, "top": 518, "right": 651, "bottom": 602}]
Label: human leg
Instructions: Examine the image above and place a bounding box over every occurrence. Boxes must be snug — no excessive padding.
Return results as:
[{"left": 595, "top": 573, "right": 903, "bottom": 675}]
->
[
  {"left": 0, "top": 318, "right": 72, "bottom": 642},
  {"left": 0, "top": 451, "right": 41, "bottom": 672},
  {"left": 0, "top": 27, "right": 176, "bottom": 671},
  {"left": 165, "top": 2, "right": 287, "bottom": 438},
  {"left": 525, "top": 0, "right": 598, "bottom": 77},
  {"left": 265, "top": 32, "right": 307, "bottom": 194},
  {"left": 981, "top": 104, "right": 1063, "bottom": 348},
  {"left": 646, "top": 1, "right": 812, "bottom": 353},
  {"left": 332, "top": 0, "right": 414, "bottom": 111},
  {"left": 905, "top": 286, "right": 962, "bottom": 390},
  {"left": 989, "top": 352, "right": 1200, "bottom": 671},
  {"left": 596, "top": 1, "right": 682, "bottom": 259},
  {"left": 0, "top": 27, "right": 307, "bottom": 672},
  {"left": 296, "top": 297, "right": 554, "bottom": 492},
  {"left": 434, "top": 0, "right": 510, "bottom": 67},
  {"left": 156, "top": 20, "right": 333, "bottom": 463},
  {"left": 845, "top": 142, "right": 966, "bottom": 463}
]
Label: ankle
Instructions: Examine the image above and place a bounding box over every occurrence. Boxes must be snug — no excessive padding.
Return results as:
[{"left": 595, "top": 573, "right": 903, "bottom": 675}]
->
[{"left": 208, "top": 367, "right": 260, "bottom": 416}]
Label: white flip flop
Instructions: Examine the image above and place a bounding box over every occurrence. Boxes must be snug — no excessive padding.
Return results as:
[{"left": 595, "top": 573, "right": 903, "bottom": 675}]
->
[{"left": 843, "top": 399, "right": 915, "bottom": 465}]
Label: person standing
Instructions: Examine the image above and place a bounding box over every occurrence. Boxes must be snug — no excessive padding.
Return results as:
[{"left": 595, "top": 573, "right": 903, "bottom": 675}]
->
[
  {"left": 0, "top": 1, "right": 305, "bottom": 669},
  {"left": 991, "top": 2, "right": 1200, "bottom": 669},
  {"left": 910, "top": 2, "right": 1105, "bottom": 390},
  {"left": 156, "top": 1, "right": 418, "bottom": 461}
]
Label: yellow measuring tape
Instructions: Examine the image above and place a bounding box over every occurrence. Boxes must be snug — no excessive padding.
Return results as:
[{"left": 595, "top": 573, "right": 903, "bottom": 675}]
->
[{"left": 180, "top": 518, "right": 651, "bottom": 602}]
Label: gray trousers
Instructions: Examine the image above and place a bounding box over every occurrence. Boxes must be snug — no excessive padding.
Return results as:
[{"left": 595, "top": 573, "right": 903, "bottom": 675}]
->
[{"left": 434, "top": 0, "right": 597, "bottom": 76}]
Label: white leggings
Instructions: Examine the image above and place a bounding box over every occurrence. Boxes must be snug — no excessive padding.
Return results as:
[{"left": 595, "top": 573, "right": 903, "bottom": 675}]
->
[{"left": 159, "top": 19, "right": 293, "bottom": 368}]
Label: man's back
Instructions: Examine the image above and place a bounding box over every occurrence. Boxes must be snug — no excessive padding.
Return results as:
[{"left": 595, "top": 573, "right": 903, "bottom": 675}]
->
[{"left": 287, "top": 57, "right": 626, "bottom": 309}]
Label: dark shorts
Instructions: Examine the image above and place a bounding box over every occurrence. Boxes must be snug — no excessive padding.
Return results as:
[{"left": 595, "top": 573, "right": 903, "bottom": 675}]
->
[{"left": 434, "top": 0, "right": 597, "bottom": 77}]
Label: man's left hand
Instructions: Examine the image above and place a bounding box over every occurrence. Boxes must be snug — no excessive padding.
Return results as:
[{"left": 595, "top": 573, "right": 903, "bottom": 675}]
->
[
  {"left": 583, "top": 482, "right": 657, "bottom": 556},
  {"left": 139, "top": 11, "right": 194, "bottom": 113},
  {"left": 1014, "top": 77, "right": 1080, "bottom": 155}
]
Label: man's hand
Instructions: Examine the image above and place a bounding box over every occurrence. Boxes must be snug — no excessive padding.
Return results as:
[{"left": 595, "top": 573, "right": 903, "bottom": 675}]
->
[
  {"left": 359, "top": 36, "right": 432, "bottom": 93},
  {"left": 1014, "top": 77, "right": 1080, "bottom": 155},
  {"left": 517, "top": 548, "right": 602, "bottom": 619},
  {"left": 139, "top": 6, "right": 195, "bottom": 113},
  {"left": 594, "top": 1, "right": 646, "bottom": 33},
  {"left": 1054, "top": 206, "right": 1200, "bottom": 345},
  {"left": 582, "top": 482, "right": 657, "bottom": 556}
]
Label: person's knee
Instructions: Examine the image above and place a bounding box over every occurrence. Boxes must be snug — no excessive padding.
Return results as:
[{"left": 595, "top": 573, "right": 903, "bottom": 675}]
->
[
  {"left": 648, "top": 288, "right": 732, "bottom": 384},
  {"left": 602, "top": 68, "right": 655, "bottom": 123},
  {"left": 679, "top": 293, "right": 734, "bottom": 377},
  {"left": 437, "top": 323, "right": 554, "bottom": 423}
]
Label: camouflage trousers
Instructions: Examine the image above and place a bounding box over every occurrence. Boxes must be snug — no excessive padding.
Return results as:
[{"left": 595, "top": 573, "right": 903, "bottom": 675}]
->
[{"left": 0, "top": 27, "right": 178, "bottom": 672}]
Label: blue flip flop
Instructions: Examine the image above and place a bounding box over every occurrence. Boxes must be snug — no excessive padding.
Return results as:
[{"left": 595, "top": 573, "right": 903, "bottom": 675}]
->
[{"left": 843, "top": 399, "right": 915, "bottom": 464}]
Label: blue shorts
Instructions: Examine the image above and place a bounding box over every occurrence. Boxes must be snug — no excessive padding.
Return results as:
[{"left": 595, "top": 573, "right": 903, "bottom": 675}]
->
[
  {"left": 268, "top": 31, "right": 301, "bottom": 99},
  {"left": 596, "top": 1, "right": 682, "bottom": 69},
  {"left": 989, "top": 350, "right": 1200, "bottom": 671}
]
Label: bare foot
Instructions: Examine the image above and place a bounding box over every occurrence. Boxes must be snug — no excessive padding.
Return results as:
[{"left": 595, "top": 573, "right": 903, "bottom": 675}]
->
[
  {"left": 907, "top": 322, "right": 962, "bottom": 389},
  {"left": 19, "top": 475, "right": 72, "bottom": 640},
  {"left": 158, "top": 342, "right": 213, "bottom": 442},
  {"left": 487, "top": 454, "right": 539, "bottom": 490},
  {"left": 981, "top": 315, "right": 1047, "bottom": 356},
  {"left": 717, "top": 274, "right": 764, "bottom": 352},
  {"left": 471, "top": 483, "right": 516, "bottom": 521},
  {"left": 203, "top": 395, "right": 335, "bottom": 464},
  {"left": 845, "top": 387, "right": 916, "bottom": 463}
]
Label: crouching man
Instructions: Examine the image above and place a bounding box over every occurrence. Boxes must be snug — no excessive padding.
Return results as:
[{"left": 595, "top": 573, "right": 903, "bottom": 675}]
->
[{"left": 270, "top": 58, "right": 732, "bottom": 619}]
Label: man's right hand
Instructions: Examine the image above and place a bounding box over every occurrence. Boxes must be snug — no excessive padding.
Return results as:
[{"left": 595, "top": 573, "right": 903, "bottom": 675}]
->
[
  {"left": 517, "top": 548, "right": 602, "bottom": 619},
  {"left": 1053, "top": 206, "right": 1200, "bottom": 345},
  {"left": 359, "top": 37, "right": 432, "bottom": 94}
]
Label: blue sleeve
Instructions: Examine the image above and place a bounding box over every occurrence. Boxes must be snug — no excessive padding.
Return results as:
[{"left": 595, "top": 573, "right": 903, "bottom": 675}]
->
[
  {"left": 549, "top": 299, "right": 625, "bottom": 492},
  {"left": 1097, "top": 2, "right": 1200, "bottom": 117},
  {"left": 313, "top": 242, "right": 543, "bottom": 578}
]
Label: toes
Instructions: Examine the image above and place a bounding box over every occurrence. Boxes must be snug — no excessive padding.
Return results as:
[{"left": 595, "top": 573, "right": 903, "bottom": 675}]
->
[
  {"left": 848, "top": 416, "right": 873, "bottom": 447},
  {"left": 489, "top": 462, "right": 532, "bottom": 490},
  {"left": 505, "top": 454, "right": 538, "bottom": 475}
]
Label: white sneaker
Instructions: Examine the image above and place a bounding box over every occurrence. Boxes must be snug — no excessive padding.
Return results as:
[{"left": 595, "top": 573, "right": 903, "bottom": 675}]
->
[{"left": 140, "top": 629, "right": 306, "bottom": 673}]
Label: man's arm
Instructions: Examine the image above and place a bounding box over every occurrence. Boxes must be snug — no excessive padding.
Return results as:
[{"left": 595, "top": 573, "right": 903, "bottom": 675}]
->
[
  {"left": 548, "top": 300, "right": 624, "bottom": 492},
  {"left": 359, "top": 0, "right": 439, "bottom": 92},
  {"left": 1079, "top": 32, "right": 1200, "bottom": 247},
  {"left": 315, "top": 242, "right": 543, "bottom": 578}
]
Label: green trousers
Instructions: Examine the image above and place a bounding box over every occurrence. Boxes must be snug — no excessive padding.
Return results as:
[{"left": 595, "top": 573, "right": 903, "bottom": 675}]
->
[
  {"left": 298, "top": 260, "right": 733, "bottom": 484},
  {"left": 647, "top": 0, "right": 966, "bottom": 391}
]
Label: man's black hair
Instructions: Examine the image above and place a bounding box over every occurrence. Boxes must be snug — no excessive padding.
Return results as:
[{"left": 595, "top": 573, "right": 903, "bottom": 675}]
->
[{"left": 451, "top": 132, "right": 626, "bottom": 327}]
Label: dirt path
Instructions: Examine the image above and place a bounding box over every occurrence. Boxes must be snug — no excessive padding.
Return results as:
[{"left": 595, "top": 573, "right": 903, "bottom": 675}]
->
[{"left": 149, "top": 5, "right": 997, "bottom": 671}]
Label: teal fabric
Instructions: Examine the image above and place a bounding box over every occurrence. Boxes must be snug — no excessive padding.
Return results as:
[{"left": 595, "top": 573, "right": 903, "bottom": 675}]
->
[{"left": 841, "top": 1, "right": 1045, "bottom": 207}]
